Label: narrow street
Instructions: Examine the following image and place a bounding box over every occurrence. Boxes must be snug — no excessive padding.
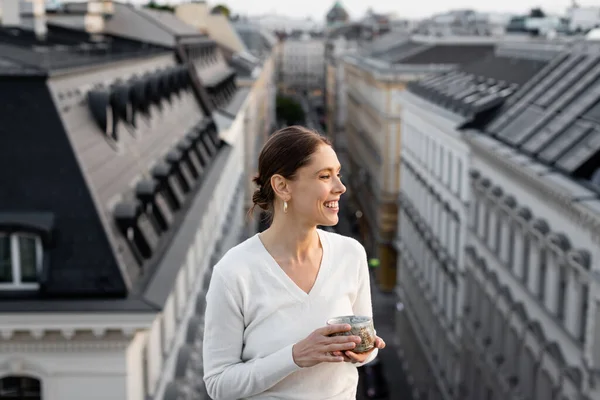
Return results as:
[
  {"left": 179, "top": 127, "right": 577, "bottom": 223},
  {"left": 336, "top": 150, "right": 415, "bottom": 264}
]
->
[{"left": 333, "top": 193, "right": 414, "bottom": 400}]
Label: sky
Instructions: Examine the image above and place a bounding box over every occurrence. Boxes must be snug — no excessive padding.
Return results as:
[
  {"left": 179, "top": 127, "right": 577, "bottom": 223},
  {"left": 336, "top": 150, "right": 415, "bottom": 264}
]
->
[{"left": 78, "top": 0, "right": 598, "bottom": 20}]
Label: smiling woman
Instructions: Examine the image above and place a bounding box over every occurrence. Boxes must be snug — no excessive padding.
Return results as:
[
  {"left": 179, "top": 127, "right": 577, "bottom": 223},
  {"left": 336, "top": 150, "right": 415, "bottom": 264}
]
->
[{"left": 202, "top": 126, "right": 386, "bottom": 400}]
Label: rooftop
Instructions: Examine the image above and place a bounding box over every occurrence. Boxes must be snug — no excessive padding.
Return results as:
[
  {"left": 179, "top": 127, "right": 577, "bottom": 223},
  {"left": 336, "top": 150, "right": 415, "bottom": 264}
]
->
[
  {"left": 0, "top": 2, "right": 247, "bottom": 312},
  {"left": 0, "top": 24, "right": 168, "bottom": 75},
  {"left": 482, "top": 47, "right": 600, "bottom": 188},
  {"left": 407, "top": 50, "right": 548, "bottom": 118},
  {"left": 49, "top": 2, "right": 211, "bottom": 48}
]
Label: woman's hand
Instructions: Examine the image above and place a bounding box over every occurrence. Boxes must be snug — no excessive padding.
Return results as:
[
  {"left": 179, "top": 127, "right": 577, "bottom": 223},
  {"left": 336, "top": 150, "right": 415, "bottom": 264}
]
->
[
  {"left": 333, "top": 336, "right": 386, "bottom": 364},
  {"left": 292, "top": 324, "right": 362, "bottom": 368}
]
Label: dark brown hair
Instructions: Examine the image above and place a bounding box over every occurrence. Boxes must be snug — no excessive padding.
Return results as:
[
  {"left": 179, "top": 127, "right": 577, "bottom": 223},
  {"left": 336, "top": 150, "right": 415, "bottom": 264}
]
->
[{"left": 250, "top": 125, "right": 331, "bottom": 215}]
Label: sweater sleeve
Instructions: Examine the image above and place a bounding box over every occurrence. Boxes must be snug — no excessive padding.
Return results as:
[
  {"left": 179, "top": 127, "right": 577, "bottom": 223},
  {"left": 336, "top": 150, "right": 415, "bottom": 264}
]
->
[
  {"left": 203, "top": 268, "right": 301, "bottom": 400},
  {"left": 351, "top": 243, "right": 379, "bottom": 367}
]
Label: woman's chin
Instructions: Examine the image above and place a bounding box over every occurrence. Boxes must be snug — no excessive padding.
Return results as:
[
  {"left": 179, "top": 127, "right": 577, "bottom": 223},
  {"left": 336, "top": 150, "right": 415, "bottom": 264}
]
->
[{"left": 318, "top": 216, "right": 339, "bottom": 227}]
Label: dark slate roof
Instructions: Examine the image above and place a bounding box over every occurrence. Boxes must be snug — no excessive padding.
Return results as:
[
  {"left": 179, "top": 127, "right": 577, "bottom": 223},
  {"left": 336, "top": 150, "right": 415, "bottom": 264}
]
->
[
  {"left": 49, "top": 2, "right": 210, "bottom": 48},
  {"left": 461, "top": 54, "right": 548, "bottom": 86},
  {"left": 228, "top": 52, "right": 260, "bottom": 79},
  {"left": 0, "top": 17, "right": 244, "bottom": 312},
  {"left": 371, "top": 41, "right": 423, "bottom": 62},
  {"left": 483, "top": 49, "right": 600, "bottom": 183},
  {"left": 407, "top": 52, "right": 546, "bottom": 119},
  {"left": 0, "top": 24, "right": 168, "bottom": 75},
  {"left": 397, "top": 44, "right": 495, "bottom": 65},
  {"left": 0, "top": 78, "right": 128, "bottom": 299}
]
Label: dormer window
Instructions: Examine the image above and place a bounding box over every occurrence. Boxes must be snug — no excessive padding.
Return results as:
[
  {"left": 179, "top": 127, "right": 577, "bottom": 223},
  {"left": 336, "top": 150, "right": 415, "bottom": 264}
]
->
[{"left": 0, "top": 233, "right": 42, "bottom": 289}]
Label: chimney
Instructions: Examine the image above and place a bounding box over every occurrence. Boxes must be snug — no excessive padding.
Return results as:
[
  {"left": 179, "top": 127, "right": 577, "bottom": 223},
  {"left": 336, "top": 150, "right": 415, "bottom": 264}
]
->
[
  {"left": 85, "top": 0, "right": 105, "bottom": 34},
  {"left": 102, "top": 0, "right": 114, "bottom": 16},
  {"left": 32, "top": 0, "right": 47, "bottom": 39},
  {"left": 0, "top": 0, "right": 21, "bottom": 27}
]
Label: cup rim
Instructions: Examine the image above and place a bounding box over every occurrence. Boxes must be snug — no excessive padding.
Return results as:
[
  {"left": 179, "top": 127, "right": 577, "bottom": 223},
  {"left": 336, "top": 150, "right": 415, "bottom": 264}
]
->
[{"left": 326, "top": 315, "right": 372, "bottom": 325}]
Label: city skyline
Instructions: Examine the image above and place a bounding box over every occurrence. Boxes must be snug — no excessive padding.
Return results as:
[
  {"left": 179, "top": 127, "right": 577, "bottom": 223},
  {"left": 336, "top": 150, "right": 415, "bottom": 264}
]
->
[{"left": 105, "top": 0, "right": 600, "bottom": 20}]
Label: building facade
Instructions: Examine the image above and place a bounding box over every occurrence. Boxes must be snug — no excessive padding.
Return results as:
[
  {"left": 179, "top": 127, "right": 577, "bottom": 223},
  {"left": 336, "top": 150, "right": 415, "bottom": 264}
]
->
[
  {"left": 280, "top": 35, "right": 325, "bottom": 94},
  {"left": 340, "top": 37, "right": 496, "bottom": 291},
  {"left": 174, "top": 1, "right": 278, "bottom": 236},
  {"left": 0, "top": 3, "right": 251, "bottom": 400},
  {"left": 395, "top": 41, "right": 600, "bottom": 400}
]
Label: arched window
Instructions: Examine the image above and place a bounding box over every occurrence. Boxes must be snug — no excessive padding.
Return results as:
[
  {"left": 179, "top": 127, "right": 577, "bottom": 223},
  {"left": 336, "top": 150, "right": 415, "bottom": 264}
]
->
[{"left": 0, "top": 376, "right": 41, "bottom": 399}]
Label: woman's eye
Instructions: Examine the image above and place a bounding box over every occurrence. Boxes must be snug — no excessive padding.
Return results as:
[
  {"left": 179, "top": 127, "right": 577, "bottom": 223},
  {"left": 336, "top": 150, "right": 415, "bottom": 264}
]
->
[
  {"left": 320, "top": 175, "right": 330, "bottom": 179},
  {"left": 337, "top": 174, "right": 343, "bottom": 179}
]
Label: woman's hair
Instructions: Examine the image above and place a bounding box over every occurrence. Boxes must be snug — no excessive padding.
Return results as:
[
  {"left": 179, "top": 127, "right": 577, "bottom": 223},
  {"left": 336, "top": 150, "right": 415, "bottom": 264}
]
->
[{"left": 250, "top": 125, "right": 331, "bottom": 216}]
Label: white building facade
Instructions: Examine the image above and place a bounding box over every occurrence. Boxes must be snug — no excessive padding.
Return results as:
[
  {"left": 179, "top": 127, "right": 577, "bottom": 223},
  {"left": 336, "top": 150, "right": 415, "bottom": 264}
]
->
[
  {"left": 394, "top": 44, "right": 600, "bottom": 400},
  {"left": 280, "top": 36, "right": 325, "bottom": 92},
  {"left": 463, "top": 132, "right": 600, "bottom": 400},
  {"left": 395, "top": 91, "right": 470, "bottom": 400}
]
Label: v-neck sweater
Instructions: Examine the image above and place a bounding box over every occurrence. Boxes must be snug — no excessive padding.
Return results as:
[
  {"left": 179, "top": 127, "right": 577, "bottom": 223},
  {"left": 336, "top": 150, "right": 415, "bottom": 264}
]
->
[{"left": 203, "top": 229, "right": 378, "bottom": 400}]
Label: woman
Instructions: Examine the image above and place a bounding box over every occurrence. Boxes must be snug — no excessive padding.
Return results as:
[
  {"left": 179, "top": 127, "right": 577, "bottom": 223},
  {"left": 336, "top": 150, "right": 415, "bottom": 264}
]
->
[{"left": 203, "top": 126, "right": 386, "bottom": 399}]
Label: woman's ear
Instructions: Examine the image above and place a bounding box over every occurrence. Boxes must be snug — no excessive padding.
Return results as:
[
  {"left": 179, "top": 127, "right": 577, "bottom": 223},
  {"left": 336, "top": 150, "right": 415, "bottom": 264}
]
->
[{"left": 271, "top": 174, "right": 291, "bottom": 202}]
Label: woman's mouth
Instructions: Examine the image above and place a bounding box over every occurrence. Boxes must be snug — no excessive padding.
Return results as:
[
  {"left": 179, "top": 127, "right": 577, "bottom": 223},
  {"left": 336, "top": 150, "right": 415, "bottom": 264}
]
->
[{"left": 324, "top": 201, "right": 339, "bottom": 211}]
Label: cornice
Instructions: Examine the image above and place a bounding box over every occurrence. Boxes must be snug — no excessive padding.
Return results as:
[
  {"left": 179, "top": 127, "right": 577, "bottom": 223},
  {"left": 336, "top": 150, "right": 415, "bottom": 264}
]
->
[{"left": 0, "top": 339, "right": 132, "bottom": 353}]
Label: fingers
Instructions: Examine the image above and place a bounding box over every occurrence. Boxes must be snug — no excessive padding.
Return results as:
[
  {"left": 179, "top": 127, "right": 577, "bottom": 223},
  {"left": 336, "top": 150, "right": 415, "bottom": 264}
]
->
[
  {"left": 319, "top": 324, "right": 351, "bottom": 336},
  {"left": 319, "top": 354, "right": 345, "bottom": 363},
  {"left": 375, "top": 337, "right": 386, "bottom": 349},
  {"left": 332, "top": 351, "right": 353, "bottom": 362},
  {"left": 327, "top": 335, "right": 361, "bottom": 344},
  {"left": 324, "top": 341, "right": 357, "bottom": 352},
  {"left": 344, "top": 351, "right": 364, "bottom": 363}
]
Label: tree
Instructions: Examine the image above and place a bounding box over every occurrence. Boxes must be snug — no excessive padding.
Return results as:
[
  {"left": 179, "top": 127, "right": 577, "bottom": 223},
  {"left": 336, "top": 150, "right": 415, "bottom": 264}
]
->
[
  {"left": 145, "top": 1, "right": 174, "bottom": 12},
  {"left": 529, "top": 8, "right": 546, "bottom": 18},
  {"left": 211, "top": 4, "right": 231, "bottom": 18},
  {"left": 276, "top": 95, "right": 305, "bottom": 126}
]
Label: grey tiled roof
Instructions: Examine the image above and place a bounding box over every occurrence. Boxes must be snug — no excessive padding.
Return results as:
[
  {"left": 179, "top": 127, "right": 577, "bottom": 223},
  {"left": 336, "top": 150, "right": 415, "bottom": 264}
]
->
[
  {"left": 407, "top": 53, "right": 546, "bottom": 118},
  {"left": 484, "top": 49, "right": 600, "bottom": 183},
  {"left": 0, "top": 24, "right": 168, "bottom": 75}
]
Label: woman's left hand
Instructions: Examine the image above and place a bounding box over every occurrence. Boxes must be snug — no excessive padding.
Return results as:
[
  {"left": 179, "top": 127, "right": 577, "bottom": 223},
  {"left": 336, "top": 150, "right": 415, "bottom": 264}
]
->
[{"left": 333, "top": 336, "right": 386, "bottom": 363}]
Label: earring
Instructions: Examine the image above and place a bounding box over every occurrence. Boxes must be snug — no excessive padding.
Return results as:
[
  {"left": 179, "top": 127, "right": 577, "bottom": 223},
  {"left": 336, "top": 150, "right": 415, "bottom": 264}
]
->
[{"left": 283, "top": 201, "right": 288, "bottom": 214}]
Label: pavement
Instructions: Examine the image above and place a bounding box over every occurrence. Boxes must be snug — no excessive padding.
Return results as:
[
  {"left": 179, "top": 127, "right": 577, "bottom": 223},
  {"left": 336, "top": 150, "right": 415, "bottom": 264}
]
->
[{"left": 334, "top": 198, "right": 414, "bottom": 400}]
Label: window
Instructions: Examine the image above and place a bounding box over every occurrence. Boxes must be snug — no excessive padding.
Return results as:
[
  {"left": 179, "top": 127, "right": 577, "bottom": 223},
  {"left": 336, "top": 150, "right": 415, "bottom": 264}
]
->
[
  {"left": 520, "top": 232, "right": 531, "bottom": 284},
  {"left": 557, "top": 265, "right": 567, "bottom": 322},
  {"left": 457, "top": 159, "right": 463, "bottom": 197},
  {"left": 0, "top": 376, "right": 41, "bottom": 399},
  {"left": 538, "top": 248, "right": 547, "bottom": 301},
  {"left": 0, "top": 234, "right": 42, "bottom": 289},
  {"left": 579, "top": 284, "right": 589, "bottom": 343}
]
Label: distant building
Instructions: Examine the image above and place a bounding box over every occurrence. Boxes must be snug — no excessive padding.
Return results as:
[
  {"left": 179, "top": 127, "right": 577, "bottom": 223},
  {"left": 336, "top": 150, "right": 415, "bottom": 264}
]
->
[
  {"left": 326, "top": 1, "right": 349, "bottom": 28},
  {"left": 175, "top": 2, "right": 279, "bottom": 234},
  {"left": 324, "top": 22, "right": 374, "bottom": 142},
  {"left": 280, "top": 34, "right": 325, "bottom": 94},
  {"left": 339, "top": 36, "right": 498, "bottom": 292},
  {"left": 414, "top": 10, "right": 510, "bottom": 37},
  {"left": 568, "top": 6, "right": 600, "bottom": 33},
  {"left": 248, "top": 14, "right": 322, "bottom": 34}
]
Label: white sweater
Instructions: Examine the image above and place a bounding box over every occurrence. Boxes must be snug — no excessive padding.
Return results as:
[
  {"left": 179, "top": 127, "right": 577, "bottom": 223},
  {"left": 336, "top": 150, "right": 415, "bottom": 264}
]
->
[{"left": 202, "top": 229, "right": 378, "bottom": 400}]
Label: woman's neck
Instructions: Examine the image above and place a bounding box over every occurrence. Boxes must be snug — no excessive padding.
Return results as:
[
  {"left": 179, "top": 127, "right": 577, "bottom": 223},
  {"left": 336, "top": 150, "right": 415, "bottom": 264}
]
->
[{"left": 260, "top": 214, "right": 320, "bottom": 262}]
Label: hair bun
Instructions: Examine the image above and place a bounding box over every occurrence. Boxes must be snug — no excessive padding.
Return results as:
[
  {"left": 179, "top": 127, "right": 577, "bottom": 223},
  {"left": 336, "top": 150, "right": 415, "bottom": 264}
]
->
[{"left": 252, "top": 187, "right": 270, "bottom": 211}]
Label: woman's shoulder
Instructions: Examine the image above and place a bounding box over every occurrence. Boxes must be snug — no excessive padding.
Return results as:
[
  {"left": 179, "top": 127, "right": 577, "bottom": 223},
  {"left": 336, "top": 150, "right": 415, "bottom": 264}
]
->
[
  {"left": 319, "top": 229, "right": 365, "bottom": 256},
  {"left": 212, "top": 234, "right": 263, "bottom": 278}
]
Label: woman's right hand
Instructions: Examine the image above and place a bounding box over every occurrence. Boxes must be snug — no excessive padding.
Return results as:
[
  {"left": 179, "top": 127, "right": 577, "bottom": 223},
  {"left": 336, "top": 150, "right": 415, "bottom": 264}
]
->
[{"left": 292, "top": 324, "right": 362, "bottom": 368}]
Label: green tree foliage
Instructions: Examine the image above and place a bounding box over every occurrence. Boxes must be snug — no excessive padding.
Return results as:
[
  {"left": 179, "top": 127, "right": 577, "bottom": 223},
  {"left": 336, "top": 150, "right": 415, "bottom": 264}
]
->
[
  {"left": 276, "top": 95, "right": 305, "bottom": 126},
  {"left": 211, "top": 4, "right": 231, "bottom": 17},
  {"left": 529, "top": 8, "right": 546, "bottom": 18},
  {"left": 146, "top": 1, "right": 174, "bottom": 12}
]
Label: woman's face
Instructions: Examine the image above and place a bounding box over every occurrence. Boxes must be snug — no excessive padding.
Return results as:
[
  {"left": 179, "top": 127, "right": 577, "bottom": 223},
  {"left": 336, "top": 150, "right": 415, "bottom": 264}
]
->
[{"left": 287, "top": 144, "right": 346, "bottom": 226}]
